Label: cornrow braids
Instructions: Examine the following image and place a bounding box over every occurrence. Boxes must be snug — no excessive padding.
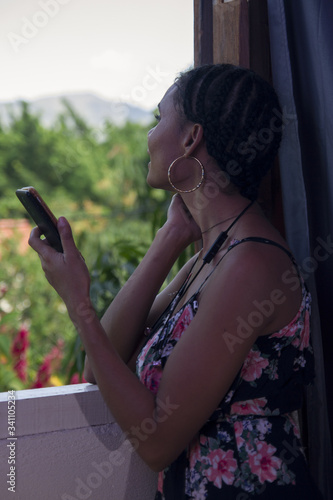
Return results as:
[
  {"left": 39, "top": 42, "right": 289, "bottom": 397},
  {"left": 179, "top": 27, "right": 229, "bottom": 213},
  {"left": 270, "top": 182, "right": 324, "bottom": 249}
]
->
[
  {"left": 195, "top": 65, "right": 231, "bottom": 121},
  {"left": 174, "top": 64, "right": 283, "bottom": 200}
]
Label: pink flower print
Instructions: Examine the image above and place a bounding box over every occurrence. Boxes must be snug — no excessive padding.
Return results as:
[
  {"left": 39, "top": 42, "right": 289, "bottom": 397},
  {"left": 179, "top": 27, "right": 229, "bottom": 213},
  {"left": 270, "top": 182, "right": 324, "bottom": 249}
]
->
[
  {"left": 224, "top": 390, "right": 234, "bottom": 404},
  {"left": 137, "top": 333, "right": 157, "bottom": 369},
  {"left": 291, "top": 313, "right": 310, "bottom": 350},
  {"left": 234, "top": 420, "right": 245, "bottom": 449},
  {"left": 157, "top": 471, "right": 164, "bottom": 493},
  {"left": 204, "top": 449, "right": 237, "bottom": 488},
  {"left": 189, "top": 436, "right": 204, "bottom": 469},
  {"left": 299, "top": 310, "right": 310, "bottom": 350},
  {"left": 231, "top": 398, "right": 267, "bottom": 416},
  {"left": 271, "top": 310, "right": 301, "bottom": 339},
  {"left": 199, "top": 434, "right": 208, "bottom": 446},
  {"left": 286, "top": 413, "right": 301, "bottom": 439},
  {"left": 241, "top": 350, "right": 269, "bottom": 382},
  {"left": 291, "top": 334, "right": 301, "bottom": 349},
  {"left": 171, "top": 305, "right": 193, "bottom": 341},
  {"left": 140, "top": 362, "right": 162, "bottom": 395},
  {"left": 248, "top": 441, "right": 282, "bottom": 484}
]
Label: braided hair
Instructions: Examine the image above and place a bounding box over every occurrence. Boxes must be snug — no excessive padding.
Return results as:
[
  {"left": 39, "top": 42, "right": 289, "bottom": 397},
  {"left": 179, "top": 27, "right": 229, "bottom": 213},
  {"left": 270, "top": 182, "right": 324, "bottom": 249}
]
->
[{"left": 173, "top": 64, "right": 283, "bottom": 200}]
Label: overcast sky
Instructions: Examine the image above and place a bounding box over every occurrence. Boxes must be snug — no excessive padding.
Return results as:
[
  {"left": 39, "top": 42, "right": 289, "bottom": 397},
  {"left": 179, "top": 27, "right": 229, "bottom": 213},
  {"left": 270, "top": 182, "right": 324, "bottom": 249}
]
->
[{"left": 0, "top": 0, "right": 194, "bottom": 109}]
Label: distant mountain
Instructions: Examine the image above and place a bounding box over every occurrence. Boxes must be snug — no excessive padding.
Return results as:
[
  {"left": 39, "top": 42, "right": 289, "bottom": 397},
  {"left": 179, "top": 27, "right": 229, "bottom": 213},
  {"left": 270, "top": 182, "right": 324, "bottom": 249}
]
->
[{"left": 0, "top": 93, "right": 154, "bottom": 129}]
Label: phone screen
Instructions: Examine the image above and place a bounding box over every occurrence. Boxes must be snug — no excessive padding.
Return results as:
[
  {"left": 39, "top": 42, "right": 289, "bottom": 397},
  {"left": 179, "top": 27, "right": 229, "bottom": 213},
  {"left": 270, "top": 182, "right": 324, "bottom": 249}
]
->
[{"left": 16, "top": 187, "right": 63, "bottom": 252}]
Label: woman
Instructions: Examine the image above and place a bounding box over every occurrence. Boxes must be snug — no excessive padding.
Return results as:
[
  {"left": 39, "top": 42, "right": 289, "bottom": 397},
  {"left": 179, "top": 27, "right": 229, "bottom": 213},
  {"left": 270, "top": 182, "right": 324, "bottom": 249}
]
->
[{"left": 29, "top": 64, "right": 322, "bottom": 499}]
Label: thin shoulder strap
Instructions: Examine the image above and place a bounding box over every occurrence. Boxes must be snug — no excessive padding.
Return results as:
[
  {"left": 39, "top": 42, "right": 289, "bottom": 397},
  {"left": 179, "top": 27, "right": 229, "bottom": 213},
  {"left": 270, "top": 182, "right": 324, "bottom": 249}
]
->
[
  {"left": 227, "top": 237, "right": 305, "bottom": 286},
  {"left": 229, "top": 237, "right": 296, "bottom": 263},
  {"left": 195, "top": 236, "right": 301, "bottom": 296}
]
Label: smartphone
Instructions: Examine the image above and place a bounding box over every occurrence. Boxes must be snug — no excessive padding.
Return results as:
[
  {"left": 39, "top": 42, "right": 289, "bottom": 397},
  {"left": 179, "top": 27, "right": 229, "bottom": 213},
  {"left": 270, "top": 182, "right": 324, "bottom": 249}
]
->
[{"left": 15, "top": 186, "right": 63, "bottom": 252}]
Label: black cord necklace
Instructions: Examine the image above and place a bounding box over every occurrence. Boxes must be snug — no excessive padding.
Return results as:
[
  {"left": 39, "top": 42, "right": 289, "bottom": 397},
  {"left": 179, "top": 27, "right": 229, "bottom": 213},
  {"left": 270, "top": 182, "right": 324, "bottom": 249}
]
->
[
  {"left": 178, "top": 199, "right": 255, "bottom": 298},
  {"left": 202, "top": 214, "right": 239, "bottom": 234},
  {"left": 203, "top": 200, "right": 254, "bottom": 264},
  {"left": 145, "top": 200, "right": 255, "bottom": 341}
]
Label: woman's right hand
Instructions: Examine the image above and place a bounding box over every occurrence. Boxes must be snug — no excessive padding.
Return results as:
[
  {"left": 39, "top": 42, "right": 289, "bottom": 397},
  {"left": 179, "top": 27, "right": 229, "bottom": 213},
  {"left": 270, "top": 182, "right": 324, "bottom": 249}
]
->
[{"left": 163, "top": 194, "right": 202, "bottom": 246}]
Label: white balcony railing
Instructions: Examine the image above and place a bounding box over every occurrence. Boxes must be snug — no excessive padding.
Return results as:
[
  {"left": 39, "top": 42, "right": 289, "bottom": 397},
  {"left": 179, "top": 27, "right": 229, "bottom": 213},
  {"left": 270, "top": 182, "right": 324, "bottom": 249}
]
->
[{"left": 0, "top": 384, "right": 157, "bottom": 500}]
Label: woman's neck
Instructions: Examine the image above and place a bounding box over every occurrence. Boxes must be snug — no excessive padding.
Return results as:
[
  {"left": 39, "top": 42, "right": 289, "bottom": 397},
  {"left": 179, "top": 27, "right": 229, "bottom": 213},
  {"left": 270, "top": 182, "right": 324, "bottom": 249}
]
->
[{"left": 183, "top": 192, "right": 261, "bottom": 255}]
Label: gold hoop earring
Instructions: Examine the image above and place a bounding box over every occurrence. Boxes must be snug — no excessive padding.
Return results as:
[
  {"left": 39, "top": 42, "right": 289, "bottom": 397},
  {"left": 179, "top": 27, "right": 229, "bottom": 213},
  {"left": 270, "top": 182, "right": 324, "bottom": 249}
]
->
[{"left": 167, "top": 155, "right": 205, "bottom": 193}]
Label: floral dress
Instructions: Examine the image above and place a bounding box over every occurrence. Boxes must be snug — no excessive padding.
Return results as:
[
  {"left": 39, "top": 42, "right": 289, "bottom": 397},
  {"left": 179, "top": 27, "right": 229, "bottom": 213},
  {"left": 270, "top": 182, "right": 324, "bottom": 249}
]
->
[{"left": 136, "top": 238, "right": 322, "bottom": 499}]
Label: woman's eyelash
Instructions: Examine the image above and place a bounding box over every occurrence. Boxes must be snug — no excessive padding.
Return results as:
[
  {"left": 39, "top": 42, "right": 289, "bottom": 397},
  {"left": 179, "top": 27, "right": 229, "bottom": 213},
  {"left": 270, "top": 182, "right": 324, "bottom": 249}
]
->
[{"left": 154, "top": 113, "right": 161, "bottom": 121}]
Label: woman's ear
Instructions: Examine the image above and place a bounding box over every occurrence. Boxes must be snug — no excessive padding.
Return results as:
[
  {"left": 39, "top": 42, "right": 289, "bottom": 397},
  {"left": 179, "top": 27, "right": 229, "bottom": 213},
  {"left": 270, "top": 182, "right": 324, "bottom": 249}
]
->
[{"left": 183, "top": 123, "right": 204, "bottom": 156}]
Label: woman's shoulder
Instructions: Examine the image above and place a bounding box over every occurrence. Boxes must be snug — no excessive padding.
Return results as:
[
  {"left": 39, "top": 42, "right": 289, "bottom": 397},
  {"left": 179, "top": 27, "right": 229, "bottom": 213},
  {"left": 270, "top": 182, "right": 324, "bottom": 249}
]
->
[
  {"left": 222, "top": 217, "right": 295, "bottom": 271},
  {"left": 200, "top": 232, "right": 303, "bottom": 337}
]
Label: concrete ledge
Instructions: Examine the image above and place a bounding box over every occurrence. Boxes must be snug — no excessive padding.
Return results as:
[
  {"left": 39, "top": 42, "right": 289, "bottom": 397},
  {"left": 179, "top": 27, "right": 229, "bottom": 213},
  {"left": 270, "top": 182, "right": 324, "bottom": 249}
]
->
[
  {"left": 0, "top": 384, "right": 157, "bottom": 500},
  {"left": 0, "top": 383, "right": 114, "bottom": 438}
]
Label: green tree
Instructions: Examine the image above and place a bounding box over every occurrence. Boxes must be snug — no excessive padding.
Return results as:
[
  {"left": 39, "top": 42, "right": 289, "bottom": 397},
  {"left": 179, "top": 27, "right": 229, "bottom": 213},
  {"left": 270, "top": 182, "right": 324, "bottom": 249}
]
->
[{"left": 0, "top": 100, "right": 190, "bottom": 389}]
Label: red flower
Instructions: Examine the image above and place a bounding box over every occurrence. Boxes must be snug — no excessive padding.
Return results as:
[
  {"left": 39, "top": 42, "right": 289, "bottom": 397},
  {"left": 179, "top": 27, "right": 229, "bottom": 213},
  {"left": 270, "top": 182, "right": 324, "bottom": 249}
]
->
[
  {"left": 32, "top": 341, "right": 64, "bottom": 388},
  {"left": 32, "top": 360, "right": 52, "bottom": 388},
  {"left": 11, "top": 328, "right": 29, "bottom": 382},
  {"left": 70, "top": 373, "right": 87, "bottom": 384},
  {"left": 13, "top": 357, "right": 28, "bottom": 382},
  {"left": 11, "top": 328, "right": 29, "bottom": 356}
]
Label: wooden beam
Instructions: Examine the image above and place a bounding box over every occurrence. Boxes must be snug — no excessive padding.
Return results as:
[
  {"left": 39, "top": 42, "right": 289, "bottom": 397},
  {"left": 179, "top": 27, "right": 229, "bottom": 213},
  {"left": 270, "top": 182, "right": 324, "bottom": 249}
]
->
[
  {"left": 194, "top": 0, "right": 271, "bottom": 73},
  {"left": 249, "top": 0, "right": 271, "bottom": 81},
  {"left": 213, "top": 0, "right": 249, "bottom": 67},
  {"left": 193, "top": 0, "right": 285, "bottom": 234},
  {"left": 194, "top": 0, "right": 213, "bottom": 66}
]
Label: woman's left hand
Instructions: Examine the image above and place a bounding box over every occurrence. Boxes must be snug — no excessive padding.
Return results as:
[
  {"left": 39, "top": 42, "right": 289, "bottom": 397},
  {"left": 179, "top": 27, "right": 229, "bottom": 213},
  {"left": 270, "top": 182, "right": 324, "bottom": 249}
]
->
[
  {"left": 28, "top": 217, "right": 91, "bottom": 312},
  {"left": 164, "top": 194, "right": 202, "bottom": 246}
]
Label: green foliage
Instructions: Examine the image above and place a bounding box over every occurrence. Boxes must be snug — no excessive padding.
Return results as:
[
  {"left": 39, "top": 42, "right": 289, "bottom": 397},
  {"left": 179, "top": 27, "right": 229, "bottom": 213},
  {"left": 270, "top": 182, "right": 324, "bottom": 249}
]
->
[
  {"left": 0, "top": 102, "right": 190, "bottom": 391},
  {"left": 0, "top": 100, "right": 168, "bottom": 218},
  {"left": 89, "top": 239, "right": 147, "bottom": 318}
]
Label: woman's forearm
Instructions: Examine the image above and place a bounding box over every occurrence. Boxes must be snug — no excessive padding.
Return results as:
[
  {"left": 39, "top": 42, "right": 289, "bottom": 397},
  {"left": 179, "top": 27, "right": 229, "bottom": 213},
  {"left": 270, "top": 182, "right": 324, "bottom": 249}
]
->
[{"left": 69, "top": 303, "right": 173, "bottom": 470}]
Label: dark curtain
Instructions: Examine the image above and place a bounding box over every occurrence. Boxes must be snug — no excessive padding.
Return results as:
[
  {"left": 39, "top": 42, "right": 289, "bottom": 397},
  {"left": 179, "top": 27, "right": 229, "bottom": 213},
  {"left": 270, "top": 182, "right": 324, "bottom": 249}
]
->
[{"left": 267, "top": 1, "right": 333, "bottom": 498}]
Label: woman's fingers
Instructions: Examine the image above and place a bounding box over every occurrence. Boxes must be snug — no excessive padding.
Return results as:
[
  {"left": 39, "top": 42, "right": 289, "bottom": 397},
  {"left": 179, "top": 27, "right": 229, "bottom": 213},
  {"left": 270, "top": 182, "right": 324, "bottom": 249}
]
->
[
  {"left": 56, "top": 217, "right": 76, "bottom": 255},
  {"left": 28, "top": 226, "right": 52, "bottom": 257},
  {"left": 28, "top": 217, "right": 76, "bottom": 258},
  {"left": 28, "top": 217, "right": 90, "bottom": 307}
]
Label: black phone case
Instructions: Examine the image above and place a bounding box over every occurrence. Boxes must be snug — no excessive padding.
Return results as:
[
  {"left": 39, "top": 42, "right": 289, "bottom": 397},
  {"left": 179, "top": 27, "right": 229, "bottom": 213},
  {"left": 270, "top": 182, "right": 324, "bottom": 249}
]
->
[{"left": 16, "top": 189, "right": 63, "bottom": 252}]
